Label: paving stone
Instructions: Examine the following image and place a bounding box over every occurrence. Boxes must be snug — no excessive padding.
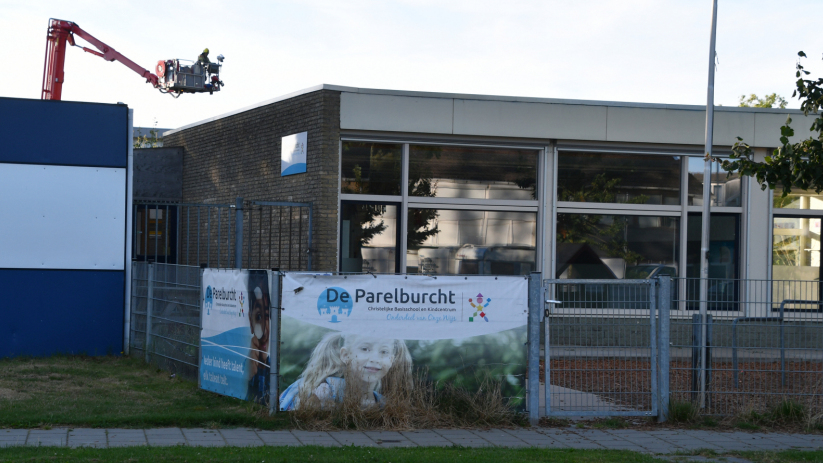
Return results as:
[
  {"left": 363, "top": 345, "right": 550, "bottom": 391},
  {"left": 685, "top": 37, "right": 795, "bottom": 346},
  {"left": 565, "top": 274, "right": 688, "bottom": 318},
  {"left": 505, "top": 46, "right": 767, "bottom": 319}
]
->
[
  {"left": 256, "top": 430, "right": 302, "bottom": 446},
  {"left": 291, "top": 430, "right": 341, "bottom": 446},
  {"left": 218, "top": 428, "right": 264, "bottom": 447},
  {"left": 469, "top": 429, "right": 529, "bottom": 447},
  {"left": 27, "top": 429, "right": 68, "bottom": 447},
  {"left": 330, "top": 431, "right": 378, "bottom": 447},
  {"left": 107, "top": 430, "right": 148, "bottom": 449},
  {"left": 400, "top": 431, "right": 454, "bottom": 447},
  {"left": 363, "top": 431, "right": 416, "bottom": 447},
  {"left": 503, "top": 430, "right": 568, "bottom": 448},
  {"left": 181, "top": 428, "right": 226, "bottom": 447},
  {"left": 0, "top": 429, "right": 28, "bottom": 446},
  {"left": 145, "top": 428, "right": 185, "bottom": 445},
  {"left": 68, "top": 429, "right": 107, "bottom": 448}
]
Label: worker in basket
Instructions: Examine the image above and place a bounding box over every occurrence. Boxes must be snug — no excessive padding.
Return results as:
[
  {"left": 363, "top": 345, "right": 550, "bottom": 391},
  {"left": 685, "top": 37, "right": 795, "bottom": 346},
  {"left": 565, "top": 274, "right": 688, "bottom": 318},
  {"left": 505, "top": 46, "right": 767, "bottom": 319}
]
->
[{"left": 198, "top": 48, "right": 210, "bottom": 65}]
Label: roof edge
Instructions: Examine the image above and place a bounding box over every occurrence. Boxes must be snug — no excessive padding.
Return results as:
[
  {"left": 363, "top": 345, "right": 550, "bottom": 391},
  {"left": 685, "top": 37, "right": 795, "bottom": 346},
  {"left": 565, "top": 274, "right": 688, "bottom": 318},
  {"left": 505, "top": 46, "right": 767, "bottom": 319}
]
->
[{"left": 163, "top": 84, "right": 809, "bottom": 137}]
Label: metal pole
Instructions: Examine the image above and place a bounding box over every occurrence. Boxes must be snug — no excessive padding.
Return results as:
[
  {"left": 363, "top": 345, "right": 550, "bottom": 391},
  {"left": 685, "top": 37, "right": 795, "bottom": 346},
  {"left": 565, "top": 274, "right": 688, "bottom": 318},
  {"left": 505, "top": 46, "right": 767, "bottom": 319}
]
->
[
  {"left": 235, "top": 197, "right": 244, "bottom": 269},
  {"left": 145, "top": 263, "right": 155, "bottom": 364},
  {"left": 698, "top": 0, "right": 719, "bottom": 409},
  {"left": 527, "top": 273, "right": 541, "bottom": 426},
  {"left": 650, "top": 280, "right": 659, "bottom": 419},
  {"left": 307, "top": 205, "right": 313, "bottom": 271},
  {"left": 658, "top": 276, "right": 671, "bottom": 422},
  {"left": 268, "top": 270, "right": 281, "bottom": 415}
]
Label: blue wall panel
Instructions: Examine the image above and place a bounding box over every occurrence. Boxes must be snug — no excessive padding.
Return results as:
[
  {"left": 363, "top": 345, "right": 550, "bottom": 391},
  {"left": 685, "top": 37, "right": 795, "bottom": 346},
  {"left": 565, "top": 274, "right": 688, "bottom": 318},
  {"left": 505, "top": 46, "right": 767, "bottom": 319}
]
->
[
  {"left": 0, "top": 97, "right": 127, "bottom": 167},
  {"left": 0, "top": 270, "right": 124, "bottom": 357}
]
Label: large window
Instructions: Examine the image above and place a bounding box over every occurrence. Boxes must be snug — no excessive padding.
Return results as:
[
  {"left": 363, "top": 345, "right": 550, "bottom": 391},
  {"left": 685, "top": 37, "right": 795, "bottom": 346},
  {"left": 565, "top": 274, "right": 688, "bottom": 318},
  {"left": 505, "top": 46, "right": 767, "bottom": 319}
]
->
[
  {"left": 687, "top": 157, "right": 741, "bottom": 207},
  {"left": 340, "top": 141, "right": 541, "bottom": 275},
  {"left": 341, "top": 142, "right": 402, "bottom": 195},
  {"left": 556, "top": 150, "right": 744, "bottom": 312},
  {"left": 340, "top": 202, "right": 399, "bottom": 273},
  {"left": 555, "top": 213, "right": 679, "bottom": 279},
  {"left": 409, "top": 145, "right": 538, "bottom": 200},
  {"left": 558, "top": 152, "right": 681, "bottom": 205},
  {"left": 407, "top": 209, "right": 536, "bottom": 275},
  {"left": 772, "top": 187, "right": 823, "bottom": 308}
]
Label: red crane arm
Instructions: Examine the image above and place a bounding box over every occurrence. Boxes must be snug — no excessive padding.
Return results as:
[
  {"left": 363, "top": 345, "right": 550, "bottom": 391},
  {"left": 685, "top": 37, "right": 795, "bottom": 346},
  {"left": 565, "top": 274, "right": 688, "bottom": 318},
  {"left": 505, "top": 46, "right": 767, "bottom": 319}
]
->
[{"left": 41, "top": 19, "right": 159, "bottom": 101}]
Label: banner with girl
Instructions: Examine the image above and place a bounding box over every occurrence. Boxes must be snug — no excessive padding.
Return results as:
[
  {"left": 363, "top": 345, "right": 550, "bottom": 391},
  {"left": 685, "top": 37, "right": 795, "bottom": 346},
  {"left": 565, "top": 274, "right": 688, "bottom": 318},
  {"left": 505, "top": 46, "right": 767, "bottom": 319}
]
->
[{"left": 278, "top": 274, "right": 529, "bottom": 411}]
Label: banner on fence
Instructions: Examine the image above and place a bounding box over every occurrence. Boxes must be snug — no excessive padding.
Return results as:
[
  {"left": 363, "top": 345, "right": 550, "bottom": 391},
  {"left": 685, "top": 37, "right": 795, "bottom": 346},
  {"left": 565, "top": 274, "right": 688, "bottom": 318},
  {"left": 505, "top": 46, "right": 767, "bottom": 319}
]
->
[
  {"left": 200, "top": 269, "right": 272, "bottom": 403},
  {"left": 278, "top": 274, "right": 529, "bottom": 411}
]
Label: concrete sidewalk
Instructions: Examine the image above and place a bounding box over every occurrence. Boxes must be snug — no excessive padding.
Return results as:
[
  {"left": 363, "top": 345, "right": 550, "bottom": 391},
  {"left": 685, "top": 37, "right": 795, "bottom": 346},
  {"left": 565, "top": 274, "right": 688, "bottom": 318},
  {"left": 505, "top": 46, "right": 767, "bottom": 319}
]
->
[{"left": 2, "top": 427, "right": 822, "bottom": 453}]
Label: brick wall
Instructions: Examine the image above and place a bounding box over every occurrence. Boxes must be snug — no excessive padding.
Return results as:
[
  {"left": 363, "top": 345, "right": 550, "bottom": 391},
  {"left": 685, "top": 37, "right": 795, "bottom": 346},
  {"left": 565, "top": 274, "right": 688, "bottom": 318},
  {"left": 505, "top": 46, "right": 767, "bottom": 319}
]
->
[{"left": 163, "top": 89, "right": 341, "bottom": 271}]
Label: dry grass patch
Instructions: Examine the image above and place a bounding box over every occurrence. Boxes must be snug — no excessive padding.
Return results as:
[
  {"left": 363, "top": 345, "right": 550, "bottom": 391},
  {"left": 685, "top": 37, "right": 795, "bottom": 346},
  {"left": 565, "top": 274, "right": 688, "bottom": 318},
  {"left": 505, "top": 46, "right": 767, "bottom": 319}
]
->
[{"left": 291, "top": 368, "right": 522, "bottom": 431}]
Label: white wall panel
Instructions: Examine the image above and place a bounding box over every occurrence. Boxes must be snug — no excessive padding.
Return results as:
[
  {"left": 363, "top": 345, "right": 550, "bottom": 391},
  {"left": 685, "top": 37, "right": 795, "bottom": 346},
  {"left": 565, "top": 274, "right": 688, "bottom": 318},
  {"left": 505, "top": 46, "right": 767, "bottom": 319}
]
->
[
  {"left": 340, "top": 93, "right": 454, "bottom": 134},
  {"left": 0, "top": 164, "right": 126, "bottom": 270}
]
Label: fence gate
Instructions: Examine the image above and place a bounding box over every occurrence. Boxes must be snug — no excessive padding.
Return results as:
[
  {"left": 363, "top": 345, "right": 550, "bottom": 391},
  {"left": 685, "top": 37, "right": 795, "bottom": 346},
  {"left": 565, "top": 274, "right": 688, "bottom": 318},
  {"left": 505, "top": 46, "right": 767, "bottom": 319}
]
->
[{"left": 531, "top": 277, "right": 670, "bottom": 420}]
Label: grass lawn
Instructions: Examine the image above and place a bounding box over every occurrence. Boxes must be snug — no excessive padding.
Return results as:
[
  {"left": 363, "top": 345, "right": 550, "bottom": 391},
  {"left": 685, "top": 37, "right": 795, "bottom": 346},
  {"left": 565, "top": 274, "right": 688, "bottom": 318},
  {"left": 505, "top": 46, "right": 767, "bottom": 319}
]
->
[
  {"left": 0, "top": 355, "right": 290, "bottom": 429},
  {"left": 0, "top": 447, "right": 667, "bottom": 463}
]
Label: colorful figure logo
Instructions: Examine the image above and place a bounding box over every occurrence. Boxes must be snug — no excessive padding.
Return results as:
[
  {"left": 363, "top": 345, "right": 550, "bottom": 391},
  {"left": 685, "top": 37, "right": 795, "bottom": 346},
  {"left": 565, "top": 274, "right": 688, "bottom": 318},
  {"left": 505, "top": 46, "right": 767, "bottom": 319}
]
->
[
  {"left": 205, "top": 286, "right": 213, "bottom": 315},
  {"left": 468, "top": 293, "right": 491, "bottom": 322},
  {"left": 317, "top": 287, "right": 353, "bottom": 323}
]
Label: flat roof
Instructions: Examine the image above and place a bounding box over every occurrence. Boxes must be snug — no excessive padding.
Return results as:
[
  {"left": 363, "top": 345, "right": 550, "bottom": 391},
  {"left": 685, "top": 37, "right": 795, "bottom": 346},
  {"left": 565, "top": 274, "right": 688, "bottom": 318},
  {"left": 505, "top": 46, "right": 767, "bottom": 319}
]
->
[{"left": 164, "top": 84, "right": 806, "bottom": 138}]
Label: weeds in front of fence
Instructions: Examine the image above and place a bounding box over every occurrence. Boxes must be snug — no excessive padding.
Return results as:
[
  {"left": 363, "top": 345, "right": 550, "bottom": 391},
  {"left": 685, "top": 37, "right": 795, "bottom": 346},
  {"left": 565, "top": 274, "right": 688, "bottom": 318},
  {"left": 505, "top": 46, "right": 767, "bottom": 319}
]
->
[
  {"left": 666, "top": 397, "right": 823, "bottom": 432},
  {"left": 290, "top": 368, "right": 521, "bottom": 431}
]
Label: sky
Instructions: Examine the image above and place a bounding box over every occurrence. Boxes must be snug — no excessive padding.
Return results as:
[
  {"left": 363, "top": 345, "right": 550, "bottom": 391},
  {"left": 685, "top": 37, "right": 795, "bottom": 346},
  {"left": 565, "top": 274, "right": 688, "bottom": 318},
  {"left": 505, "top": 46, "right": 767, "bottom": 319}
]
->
[{"left": 2, "top": 0, "right": 822, "bottom": 129}]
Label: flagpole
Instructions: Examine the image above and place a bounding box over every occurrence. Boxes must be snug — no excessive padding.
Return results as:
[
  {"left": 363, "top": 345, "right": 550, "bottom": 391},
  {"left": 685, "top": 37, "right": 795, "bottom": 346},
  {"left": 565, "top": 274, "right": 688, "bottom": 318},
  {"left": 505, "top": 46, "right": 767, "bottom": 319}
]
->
[{"left": 699, "top": 0, "right": 718, "bottom": 409}]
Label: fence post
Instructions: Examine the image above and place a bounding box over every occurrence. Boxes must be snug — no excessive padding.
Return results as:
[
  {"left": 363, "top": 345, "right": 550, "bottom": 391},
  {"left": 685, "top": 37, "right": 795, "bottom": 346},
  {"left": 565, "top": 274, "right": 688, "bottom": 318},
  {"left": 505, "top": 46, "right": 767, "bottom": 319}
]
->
[
  {"left": 269, "top": 270, "right": 281, "bottom": 415},
  {"left": 235, "top": 197, "right": 243, "bottom": 269},
  {"left": 145, "top": 262, "right": 155, "bottom": 364},
  {"left": 658, "top": 276, "right": 671, "bottom": 422},
  {"left": 527, "top": 272, "right": 541, "bottom": 426}
]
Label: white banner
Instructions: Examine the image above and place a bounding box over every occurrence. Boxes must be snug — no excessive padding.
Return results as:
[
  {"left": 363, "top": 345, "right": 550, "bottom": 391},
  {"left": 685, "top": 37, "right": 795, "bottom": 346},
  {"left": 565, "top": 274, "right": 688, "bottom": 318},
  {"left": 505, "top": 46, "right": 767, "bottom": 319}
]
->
[{"left": 281, "top": 274, "right": 528, "bottom": 340}]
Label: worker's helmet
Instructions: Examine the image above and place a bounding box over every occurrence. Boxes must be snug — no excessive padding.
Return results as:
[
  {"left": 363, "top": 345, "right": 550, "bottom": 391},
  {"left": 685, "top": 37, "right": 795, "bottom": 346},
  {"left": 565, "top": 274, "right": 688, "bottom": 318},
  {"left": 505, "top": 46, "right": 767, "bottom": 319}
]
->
[{"left": 203, "top": 48, "right": 209, "bottom": 54}]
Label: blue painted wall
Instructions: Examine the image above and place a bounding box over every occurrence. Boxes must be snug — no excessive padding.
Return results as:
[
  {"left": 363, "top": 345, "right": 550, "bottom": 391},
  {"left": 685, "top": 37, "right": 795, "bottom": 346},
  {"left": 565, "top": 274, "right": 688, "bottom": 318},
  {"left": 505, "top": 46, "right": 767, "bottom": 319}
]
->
[
  {"left": 0, "top": 97, "right": 128, "bottom": 358},
  {"left": 0, "top": 270, "right": 125, "bottom": 357},
  {"left": 0, "top": 97, "right": 127, "bottom": 167}
]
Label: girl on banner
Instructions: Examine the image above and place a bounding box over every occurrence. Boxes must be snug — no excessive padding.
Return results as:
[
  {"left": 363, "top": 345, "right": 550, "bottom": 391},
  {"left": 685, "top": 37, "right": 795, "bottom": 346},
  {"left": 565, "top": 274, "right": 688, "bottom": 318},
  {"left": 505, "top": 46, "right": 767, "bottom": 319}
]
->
[{"left": 279, "top": 333, "right": 413, "bottom": 410}]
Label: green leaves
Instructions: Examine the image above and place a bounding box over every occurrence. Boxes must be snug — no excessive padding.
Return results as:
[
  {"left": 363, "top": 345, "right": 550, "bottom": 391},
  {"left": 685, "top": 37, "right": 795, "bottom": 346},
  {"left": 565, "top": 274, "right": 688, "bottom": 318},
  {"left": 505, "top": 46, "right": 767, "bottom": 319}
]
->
[{"left": 721, "top": 51, "right": 823, "bottom": 197}]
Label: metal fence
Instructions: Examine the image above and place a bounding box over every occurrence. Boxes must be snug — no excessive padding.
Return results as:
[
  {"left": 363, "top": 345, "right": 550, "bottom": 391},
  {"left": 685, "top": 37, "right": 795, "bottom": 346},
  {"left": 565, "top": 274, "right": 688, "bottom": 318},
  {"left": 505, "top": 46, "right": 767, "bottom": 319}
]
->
[
  {"left": 537, "top": 278, "right": 666, "bottom": 419},
  {"left": 670, "top": 278, "right": 823, "bottom": 416},
  {"left": 130, "top": 262, "right": 203, "bottom": 381},
  {"left": 133, "top": 198, "right": 312, "bottom": 270},
  {"left": 527, "top": 275, "right": 823, "bottom": 423}
]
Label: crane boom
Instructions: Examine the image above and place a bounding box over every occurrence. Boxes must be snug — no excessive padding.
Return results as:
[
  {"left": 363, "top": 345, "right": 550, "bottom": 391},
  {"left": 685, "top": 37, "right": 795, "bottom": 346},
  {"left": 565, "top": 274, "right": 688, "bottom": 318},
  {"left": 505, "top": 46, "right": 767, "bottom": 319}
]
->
[
  {"left": 41, "top": 18, "right": 223, "bottom": 100},
  {"left": 42, "top": 19, "right": 159, "bottom": 100}
]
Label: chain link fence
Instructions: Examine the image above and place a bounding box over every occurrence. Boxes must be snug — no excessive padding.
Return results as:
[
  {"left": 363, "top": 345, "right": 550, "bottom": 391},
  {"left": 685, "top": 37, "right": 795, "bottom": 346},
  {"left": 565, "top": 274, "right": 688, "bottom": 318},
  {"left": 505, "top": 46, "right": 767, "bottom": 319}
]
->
[{"left": 130, "top": 262, "right": 203, "bottom": 381}]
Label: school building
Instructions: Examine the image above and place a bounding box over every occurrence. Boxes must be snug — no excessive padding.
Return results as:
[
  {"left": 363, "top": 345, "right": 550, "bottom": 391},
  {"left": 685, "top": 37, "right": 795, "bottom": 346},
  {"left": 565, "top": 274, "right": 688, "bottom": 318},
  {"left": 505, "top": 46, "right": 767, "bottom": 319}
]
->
[{"left": 154, "top": 84, "right": 821, "bottom": 315}]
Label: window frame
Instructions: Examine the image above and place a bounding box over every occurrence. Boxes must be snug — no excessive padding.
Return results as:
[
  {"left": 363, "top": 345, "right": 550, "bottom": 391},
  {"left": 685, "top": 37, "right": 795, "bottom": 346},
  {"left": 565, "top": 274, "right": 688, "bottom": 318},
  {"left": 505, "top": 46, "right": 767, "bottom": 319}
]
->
[{"left": 340, "top": 138, "right": 543, "bottom": 274}]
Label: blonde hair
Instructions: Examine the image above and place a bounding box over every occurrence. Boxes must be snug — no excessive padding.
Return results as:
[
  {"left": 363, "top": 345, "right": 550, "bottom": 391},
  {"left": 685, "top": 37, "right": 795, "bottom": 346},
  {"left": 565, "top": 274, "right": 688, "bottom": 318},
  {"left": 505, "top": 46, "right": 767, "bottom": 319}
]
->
[{"left": 297, "top": 332, "right": 412, "bottom": 406}]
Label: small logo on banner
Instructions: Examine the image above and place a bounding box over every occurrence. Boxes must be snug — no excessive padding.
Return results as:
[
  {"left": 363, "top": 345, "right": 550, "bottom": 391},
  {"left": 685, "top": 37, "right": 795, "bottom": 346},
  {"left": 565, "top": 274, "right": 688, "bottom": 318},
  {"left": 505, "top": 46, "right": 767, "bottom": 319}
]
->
[
  {"left": 205, "top": 286, "right": 213, "bottom": 315},
  {"left": 238, "top": 291, "right": 245, "bottom": 317},
  {"left": 468, "top": 293, "right": 492, "bottom": 322},
  {"left": 317, "top": 287, "right": 353, "bottom": 323}
]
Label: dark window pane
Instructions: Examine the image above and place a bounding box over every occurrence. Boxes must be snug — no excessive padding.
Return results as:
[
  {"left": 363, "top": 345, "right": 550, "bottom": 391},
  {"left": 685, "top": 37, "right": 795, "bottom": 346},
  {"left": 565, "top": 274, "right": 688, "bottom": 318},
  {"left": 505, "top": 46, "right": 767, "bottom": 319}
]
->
[
  {"left": 341, "top": 142, "right": 402, "bottom": 195},
  {"left": 406, "top": 208, "right": 536, "bottom": 275},
  {"left": 556, "top": 213, "right": 679, "bottom": 279},
  {"left": 687, "top": 157, "right": 741, "bottom": 207},
  {"left": 685, "top": 213, "right": 740, "bottom": 310},
  {"left": 558, "top": 152, "right": 681, "bottom": 205},
  {"left": 340, "top": 202, "right": 398, "bottom": 273},
  {"left": 408, "top": 145, "right": 538, "bottom": 200}
]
